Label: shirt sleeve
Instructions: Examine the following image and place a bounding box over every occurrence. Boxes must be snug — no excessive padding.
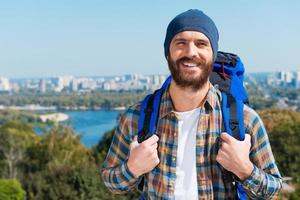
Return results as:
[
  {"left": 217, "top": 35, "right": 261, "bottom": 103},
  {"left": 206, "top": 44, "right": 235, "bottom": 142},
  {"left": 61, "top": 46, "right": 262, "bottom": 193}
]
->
[
  {"left": 101, "top": 111, "right": 140, "bottom": 194},
  {"left": 241, "top": 109, "right": 282, "bottom": 199}
]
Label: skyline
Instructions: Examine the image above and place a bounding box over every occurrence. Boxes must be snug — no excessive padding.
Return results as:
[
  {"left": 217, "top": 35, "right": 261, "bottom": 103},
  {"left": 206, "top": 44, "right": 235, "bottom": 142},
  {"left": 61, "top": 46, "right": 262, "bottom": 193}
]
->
[{"left": 0, "top": 0, "right": 299, "bottom": 78}]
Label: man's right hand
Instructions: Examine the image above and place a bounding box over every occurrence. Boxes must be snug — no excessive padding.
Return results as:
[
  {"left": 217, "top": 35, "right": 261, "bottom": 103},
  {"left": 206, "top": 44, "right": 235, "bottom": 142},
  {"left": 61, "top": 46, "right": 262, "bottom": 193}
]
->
[{"left": 127, "top": 134, "right": 160, "bottom": 177}]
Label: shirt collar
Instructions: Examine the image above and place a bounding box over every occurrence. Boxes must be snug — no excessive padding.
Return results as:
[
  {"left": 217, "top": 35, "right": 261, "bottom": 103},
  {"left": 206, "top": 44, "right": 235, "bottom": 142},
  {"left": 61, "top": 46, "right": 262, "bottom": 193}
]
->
[{"left": 158, "top": 83, "right": 220, "bottom": 120}]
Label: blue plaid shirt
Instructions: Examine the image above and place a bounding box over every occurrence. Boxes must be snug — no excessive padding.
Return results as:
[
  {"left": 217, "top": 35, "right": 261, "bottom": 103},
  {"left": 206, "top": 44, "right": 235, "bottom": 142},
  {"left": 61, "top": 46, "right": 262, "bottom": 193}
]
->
[{"left": 101, "top": 85, "right": 282, "bottom": 199}]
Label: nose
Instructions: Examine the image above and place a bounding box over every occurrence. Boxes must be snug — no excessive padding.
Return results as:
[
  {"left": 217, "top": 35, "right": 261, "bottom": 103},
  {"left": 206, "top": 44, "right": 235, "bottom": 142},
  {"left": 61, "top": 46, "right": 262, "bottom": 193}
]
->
[{"left": 185, "top": 42, "right": 198, "bottom": 58}]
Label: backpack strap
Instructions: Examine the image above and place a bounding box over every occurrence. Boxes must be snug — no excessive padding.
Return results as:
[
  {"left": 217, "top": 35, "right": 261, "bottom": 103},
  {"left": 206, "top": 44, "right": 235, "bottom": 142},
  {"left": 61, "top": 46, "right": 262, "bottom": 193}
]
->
[
  {"left": 137, "top": 76, "right": 172, "bottom": 196},
  {"left": 138, "top": 92, "right": 156, "bottom": 143},
  {"left": 213, "top": 51, "right": 248, "bottom": 200},
  {"left": 138, "top": 76, "right": 172, "bottom": 142},
  {"left": 210, "top": 71, "right": 243, "bottom": 140},
  {"left": 213, "top": 51, "right": 247, "bottom": 141}
]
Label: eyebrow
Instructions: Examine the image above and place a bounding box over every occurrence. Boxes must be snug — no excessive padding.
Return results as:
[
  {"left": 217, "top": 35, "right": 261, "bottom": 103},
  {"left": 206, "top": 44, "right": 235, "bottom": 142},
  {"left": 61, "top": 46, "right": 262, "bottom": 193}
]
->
[
  {"left": 173, "top": 38, "right": 187, "bottom": 42},
  {"left": 173, "top": 37, "right": 210, "bottom": 44}
]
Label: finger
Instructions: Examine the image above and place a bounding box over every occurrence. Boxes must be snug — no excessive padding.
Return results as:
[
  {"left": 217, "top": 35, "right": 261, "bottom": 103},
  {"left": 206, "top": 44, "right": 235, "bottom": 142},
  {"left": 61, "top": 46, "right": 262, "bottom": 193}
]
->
[
  {"left": 143, "top": 134, "right": 159, "bottom": 145},
  {"left": 216, "top": 150, "right": 226, "bottom": 163},
  {"left": 244, "top": 134, "right": 251, "bottom": 146},
  {"left": 217, "top": 149, "right": 229, "bottom": 161},
  {"left": 151, "top": 142, "right": 158, "bottom": 149},
  {"left": 220, "top": 142, "right": 230, "bottom": 153},
  {"left": 220, "top": 132, "right": 232, "bottom": 144},
  {"left": 130, "top": 135, "right": 139, "bottom": 149}
]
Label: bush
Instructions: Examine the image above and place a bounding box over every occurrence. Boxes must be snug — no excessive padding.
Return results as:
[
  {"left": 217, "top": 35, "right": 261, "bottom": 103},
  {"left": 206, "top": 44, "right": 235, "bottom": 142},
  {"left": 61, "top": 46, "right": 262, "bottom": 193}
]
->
[{"left": 0, "top": 179, "right": 26, "bottom": 200}]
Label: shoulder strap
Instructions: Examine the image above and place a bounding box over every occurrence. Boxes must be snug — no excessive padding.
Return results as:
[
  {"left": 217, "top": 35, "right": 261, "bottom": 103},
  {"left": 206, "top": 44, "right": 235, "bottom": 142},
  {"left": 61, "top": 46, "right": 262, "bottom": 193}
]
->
[
  {"left": 213, "top": 51, "right": 248, "bottom": 200},
  {"left": 137, "top": 76, "right": 171, "bottom": 195},
  {"left": 138, "top": 76, "right": 171, "bottom": 143},
  {"left": 212, "top": 51, "right": 247, "bottom": 141}
]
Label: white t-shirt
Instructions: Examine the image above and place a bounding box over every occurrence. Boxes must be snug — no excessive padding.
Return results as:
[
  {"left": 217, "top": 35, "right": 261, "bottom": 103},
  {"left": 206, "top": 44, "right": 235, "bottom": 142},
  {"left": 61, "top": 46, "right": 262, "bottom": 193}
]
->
[{"left": 173, "top": 107, "right": 200, "bottom": 200}]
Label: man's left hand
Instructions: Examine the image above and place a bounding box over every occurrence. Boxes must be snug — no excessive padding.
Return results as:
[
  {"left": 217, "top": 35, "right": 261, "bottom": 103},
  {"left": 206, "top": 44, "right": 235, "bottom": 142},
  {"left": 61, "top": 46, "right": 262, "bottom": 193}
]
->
[{"left": 216, "top": 132, "right": 254, "bottom": 181}]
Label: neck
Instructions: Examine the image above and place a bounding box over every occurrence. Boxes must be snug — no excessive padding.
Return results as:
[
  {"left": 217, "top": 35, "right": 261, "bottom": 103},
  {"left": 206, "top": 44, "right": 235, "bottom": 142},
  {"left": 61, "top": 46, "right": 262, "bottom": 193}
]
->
[{"left": 169, "top": 80, "right": 210, "bottom": 112}]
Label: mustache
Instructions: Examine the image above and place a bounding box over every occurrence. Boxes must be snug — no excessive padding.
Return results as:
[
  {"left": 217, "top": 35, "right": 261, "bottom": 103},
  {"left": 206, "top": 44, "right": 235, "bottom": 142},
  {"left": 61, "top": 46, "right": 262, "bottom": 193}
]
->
[{"left": 175, "top": 57, "right": 205, "bottom": 66}]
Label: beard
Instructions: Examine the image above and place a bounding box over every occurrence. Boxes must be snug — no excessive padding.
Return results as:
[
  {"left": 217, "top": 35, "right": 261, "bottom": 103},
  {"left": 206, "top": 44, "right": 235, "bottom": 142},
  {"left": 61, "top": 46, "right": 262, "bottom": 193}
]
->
[{"left": 167, "top": 55, "right": 213, "bottom": 91}]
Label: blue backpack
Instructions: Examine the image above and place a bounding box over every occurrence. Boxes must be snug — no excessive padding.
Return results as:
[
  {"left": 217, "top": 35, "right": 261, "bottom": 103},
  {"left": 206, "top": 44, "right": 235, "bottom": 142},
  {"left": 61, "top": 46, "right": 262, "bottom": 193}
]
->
[{"left": 137, "top": 51, "right": 249, "bottom": 199}]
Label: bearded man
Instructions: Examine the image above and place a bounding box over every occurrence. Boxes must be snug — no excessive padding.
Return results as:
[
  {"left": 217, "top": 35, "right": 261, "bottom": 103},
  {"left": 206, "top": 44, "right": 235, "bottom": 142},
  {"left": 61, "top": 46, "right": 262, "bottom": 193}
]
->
[{"left": 101, "top": 9, "right": 282, "bottom": 199}]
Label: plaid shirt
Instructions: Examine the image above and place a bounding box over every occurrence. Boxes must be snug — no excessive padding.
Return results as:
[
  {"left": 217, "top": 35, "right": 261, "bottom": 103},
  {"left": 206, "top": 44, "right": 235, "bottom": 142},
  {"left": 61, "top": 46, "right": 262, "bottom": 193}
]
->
[{"left": 101, "top": 85, "right": 282, "bottom": 199}]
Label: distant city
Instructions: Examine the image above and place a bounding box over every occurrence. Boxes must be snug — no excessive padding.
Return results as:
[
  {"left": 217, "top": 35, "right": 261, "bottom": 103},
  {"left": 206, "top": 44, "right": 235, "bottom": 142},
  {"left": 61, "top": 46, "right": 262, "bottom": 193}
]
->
[
  {"left": 0, "top": 74, "right": 167, "bottom": 93},
  {"left": 0, "top": 71, "right": 300, "bottom": 94}
]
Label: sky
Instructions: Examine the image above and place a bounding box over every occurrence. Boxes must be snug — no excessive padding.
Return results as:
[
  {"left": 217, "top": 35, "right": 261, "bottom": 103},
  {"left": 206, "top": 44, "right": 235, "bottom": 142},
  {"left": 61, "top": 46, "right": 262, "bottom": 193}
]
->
[{"left": 0, "top": 0, "right": 299, "bottom": 78}]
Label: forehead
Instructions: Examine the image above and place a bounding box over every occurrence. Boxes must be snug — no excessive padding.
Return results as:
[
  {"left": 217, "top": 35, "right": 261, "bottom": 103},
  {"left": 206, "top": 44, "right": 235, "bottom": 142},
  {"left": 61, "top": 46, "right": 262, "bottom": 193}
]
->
[{"left": 171, "top": 31, "right": 210, "bottom": 42}]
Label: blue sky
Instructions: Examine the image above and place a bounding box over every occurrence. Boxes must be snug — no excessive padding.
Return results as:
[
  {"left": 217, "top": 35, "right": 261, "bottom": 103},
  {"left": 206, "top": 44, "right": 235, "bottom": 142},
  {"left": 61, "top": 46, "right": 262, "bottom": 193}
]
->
[{"left": 0, "top": 0, "right": 299, "bottom": 78}]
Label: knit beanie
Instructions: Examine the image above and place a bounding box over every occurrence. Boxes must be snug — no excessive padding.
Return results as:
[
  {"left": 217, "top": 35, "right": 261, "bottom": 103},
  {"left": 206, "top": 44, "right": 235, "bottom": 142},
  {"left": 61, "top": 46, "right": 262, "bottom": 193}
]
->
[{"left": 164, "top": 9, "right": 219, "bottom": 61}]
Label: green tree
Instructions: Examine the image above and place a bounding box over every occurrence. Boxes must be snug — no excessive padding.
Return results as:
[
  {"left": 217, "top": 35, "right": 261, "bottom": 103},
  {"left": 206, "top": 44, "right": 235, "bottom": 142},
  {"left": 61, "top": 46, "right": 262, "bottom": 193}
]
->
[
  {"left": 259, "top": 109, "right": 300, "bottom": 182},
  {"left": 0, "top": 121, "right": 36, "bottom": 179},
  {"left": 269, "top": 121, "right": 300, "bottom": 181},
  {"left": 0, "top": 179, "right": 26, "bottom": 200},
  {"left": 21, "top": 126, "right": 119, "bottom": 199}
]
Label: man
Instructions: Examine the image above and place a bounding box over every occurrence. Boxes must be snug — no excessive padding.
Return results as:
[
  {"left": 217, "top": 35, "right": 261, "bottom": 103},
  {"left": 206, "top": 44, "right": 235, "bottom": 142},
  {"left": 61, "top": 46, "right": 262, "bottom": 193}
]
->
[{"left": 101, "top": 9, "right": 282, "bottom": 199}]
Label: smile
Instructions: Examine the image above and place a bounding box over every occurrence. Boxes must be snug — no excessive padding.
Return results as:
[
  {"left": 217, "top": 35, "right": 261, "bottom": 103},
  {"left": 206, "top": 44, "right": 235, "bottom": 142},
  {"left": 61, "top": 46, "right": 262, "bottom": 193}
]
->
[{"left": 182, "top": 62, "right": 199, "bottom": 67}]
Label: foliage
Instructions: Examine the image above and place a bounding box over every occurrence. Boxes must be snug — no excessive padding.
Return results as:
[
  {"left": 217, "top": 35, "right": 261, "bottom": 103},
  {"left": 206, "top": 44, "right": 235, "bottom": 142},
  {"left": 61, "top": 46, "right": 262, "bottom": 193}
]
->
[
  {"left": 91, "top": 128, "right": 115, "bottom": 166},
  {"left": 0, "top": 90, "right": 148, "bottom": 109},
  {"left": 20, "top": 126, "right": 100, "bottom": 199},
  {"left": 259, "top": 109, "right": 300, "bottom": 182},
  {"left": 0, "top": 109, "right": 41, "bottom": 126},
  {"left": 250, "top": 96, "right": 276, "bottom": 110},
  {"left": 0, "top": 179, "right": 26, "bottom": 200},
  {"left": 0, "top": 121, "right": 36, "bottom": 179},
  {"left": 259, "top": 109, "right": 300, "bottom": 132},
  {"left": 1, "top": 106, "right": 299, "bottom": 199}
]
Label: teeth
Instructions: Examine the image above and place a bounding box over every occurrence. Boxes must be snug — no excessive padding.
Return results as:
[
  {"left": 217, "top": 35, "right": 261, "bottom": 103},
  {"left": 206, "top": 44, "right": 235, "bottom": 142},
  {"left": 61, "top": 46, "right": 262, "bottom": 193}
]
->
[{"left": 183, "top": 62, "right": 197, "bottom": 67}]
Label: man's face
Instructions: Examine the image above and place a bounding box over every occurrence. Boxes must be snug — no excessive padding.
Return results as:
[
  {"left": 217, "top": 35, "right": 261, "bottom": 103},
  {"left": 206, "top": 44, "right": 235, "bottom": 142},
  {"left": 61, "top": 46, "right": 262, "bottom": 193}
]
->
[{"left": 168, "top": 31, "right": 214, "bottom": 91}]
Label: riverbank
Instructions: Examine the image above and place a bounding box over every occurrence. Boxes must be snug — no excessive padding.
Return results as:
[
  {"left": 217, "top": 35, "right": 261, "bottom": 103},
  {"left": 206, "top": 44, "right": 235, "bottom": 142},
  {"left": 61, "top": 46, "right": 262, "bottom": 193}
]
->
[
  {"left": 39, "top": 113, "right": 69, "bottom": 122},
  {"left": 0, "top": 104, "right": 126, "bottom": 111}
]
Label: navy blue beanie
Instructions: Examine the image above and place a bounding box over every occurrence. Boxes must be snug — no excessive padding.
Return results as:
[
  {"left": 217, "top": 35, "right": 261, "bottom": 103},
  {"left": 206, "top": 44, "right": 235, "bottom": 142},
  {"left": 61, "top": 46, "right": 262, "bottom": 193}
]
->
[{"left": 164, "top": 9, "right": 219, "bottom": 61}]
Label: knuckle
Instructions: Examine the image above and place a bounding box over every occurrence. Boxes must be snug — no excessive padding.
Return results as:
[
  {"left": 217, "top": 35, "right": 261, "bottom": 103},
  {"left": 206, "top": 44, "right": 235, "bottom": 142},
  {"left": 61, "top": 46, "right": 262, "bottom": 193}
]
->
[
  {"left": 155, "top": 158, "right": 160, "bottom": 165},
  {"left": 140, "top": 142, "right": 146, "bottom": 148},
  {"left": 152, "top": 152, "right": 158, "bottom": 159}
]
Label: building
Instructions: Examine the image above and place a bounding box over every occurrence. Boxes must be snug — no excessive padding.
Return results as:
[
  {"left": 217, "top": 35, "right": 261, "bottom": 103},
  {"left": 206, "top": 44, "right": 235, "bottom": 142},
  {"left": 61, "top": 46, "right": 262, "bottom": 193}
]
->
[
  {"left": 39, "top": 79, "right": 46, "bottom": 93},
  {"left": 296, "top": 71, "right": 300, "bottom": 88},
  {"left": 0, "top": 77, "right": 10, "bottom": 91}
]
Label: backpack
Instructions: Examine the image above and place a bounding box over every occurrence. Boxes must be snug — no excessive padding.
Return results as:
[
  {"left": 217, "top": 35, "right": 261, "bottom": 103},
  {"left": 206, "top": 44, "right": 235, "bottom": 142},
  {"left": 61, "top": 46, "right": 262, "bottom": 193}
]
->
[{"left": 137, "top": 51, "right": 249, "bottom": 200}]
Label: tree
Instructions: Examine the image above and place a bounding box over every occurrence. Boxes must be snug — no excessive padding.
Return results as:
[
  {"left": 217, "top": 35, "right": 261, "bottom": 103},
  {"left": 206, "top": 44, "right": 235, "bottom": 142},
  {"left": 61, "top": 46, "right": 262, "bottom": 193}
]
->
[
  {"left": 259, "top": 109, "right": 300, "bottom": 182},
  {"left": 268, "top": 121, "right": 300, "bottom": 181},
  {"left": 0, "top": 121, "right": 36, "bottom": 179},
  {"left": 0, "top": 179, "right": 26, "bottom": 200},
  {"left": 21, "top": 125, "right": 119, "bottom": 199}
]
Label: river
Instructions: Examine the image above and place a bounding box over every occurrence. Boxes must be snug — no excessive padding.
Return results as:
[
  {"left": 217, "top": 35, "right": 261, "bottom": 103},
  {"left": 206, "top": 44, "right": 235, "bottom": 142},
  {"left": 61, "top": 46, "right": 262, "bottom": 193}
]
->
[{"left": 63, "top": 110, "right": 122, "bottom": 147}]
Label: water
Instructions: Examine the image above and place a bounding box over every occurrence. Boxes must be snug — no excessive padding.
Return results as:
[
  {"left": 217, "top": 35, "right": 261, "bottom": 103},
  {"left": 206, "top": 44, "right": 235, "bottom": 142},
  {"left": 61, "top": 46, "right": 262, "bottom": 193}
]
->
[{"left": 63, "top": 110, "right": 121, "bottom": 147}]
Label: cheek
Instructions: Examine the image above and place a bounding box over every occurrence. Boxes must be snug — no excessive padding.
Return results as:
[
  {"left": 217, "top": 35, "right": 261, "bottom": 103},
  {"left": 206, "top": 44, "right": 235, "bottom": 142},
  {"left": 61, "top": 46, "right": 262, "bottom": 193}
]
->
[
  {"left": 201, "top": 51, "right": 214, "bottom": 65},
  {"left": 205, "top": 49, "right": 214, "bottom": 62},
  {"left": 168, "top": 50, "right": 181, "bottom": 62}
]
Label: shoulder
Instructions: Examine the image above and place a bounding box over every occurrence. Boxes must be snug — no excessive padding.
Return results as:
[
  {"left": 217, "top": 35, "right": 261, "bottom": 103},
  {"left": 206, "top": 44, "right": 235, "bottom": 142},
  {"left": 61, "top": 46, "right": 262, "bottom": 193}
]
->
[
  {"left": 117, "top": 101, "right": 142, "bottom": 137},
  {"left": 243, "top": 105, "right": 267, "bottom": 137},
  {"left": 122, "top": 102, "right": 142, "bottom": 121}
]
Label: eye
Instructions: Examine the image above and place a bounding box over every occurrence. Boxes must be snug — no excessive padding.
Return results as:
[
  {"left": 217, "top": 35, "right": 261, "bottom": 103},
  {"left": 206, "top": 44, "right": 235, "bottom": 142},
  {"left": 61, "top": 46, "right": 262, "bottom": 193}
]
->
[
  {"left": 195, "top": 41, "right": 208, "bottom": 48},
  {"left": 195, "top": 41, "right": 209, "bottom": 48},
  {"left": 175, "top": 41, "right": 186, "bottom": 46}
]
